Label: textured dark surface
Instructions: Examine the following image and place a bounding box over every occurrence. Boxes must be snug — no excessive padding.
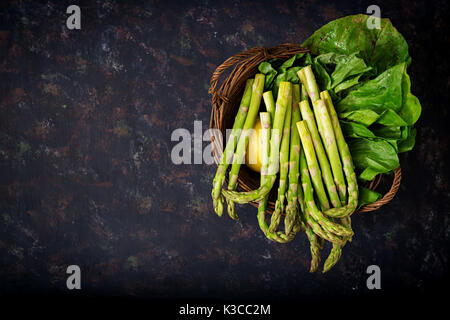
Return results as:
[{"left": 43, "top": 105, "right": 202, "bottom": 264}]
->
[{"left": 0, "top": 0, "right": 449, "bottom": 304}]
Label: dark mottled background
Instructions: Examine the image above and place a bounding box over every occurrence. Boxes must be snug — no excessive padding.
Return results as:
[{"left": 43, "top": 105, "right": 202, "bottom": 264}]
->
[{"left": 0, "top": 0, "right": 448, "bottom": 310}]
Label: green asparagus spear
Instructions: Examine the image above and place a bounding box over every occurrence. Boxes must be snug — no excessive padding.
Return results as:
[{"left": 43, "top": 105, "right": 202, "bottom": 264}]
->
[
  {"left": 212, "top": 79, "right": 254, "bottom": 216},
  {"left": 320, "top": 90, "right": 359, "bottom": 218},
  {"left": 258, "top": 207, "right": 302, "bottom": 243},
  {"left": 297, "top": 121, "right": 353, "bottom": 238},
  {"left": 323, "top": 216, "right": 352, "bottom": 273},
  {"left": 313, "top": 99, "right": 347, "bottom": 204},
  {"left": 284, "top": 84, "right": 301, "bottom": 235},
  {"left": 263, "top": 91, "right": 276, "bottom": 122},
  {"left": 297, "top": 175, "right": 305, "bottom": 212},
  {"left": 299, "top": 99, "right": 341, "bottom": 209},
  {"left": 259, "top": 112, "right": 271, "bottom": 180},
  {"left": 226, "top": 74, "right": 265, "bottom": 219},
  {"left": 297, "top": 65, "right": 320, "bottom": 102},
  {"left": 300, "top": 84, "right": 309, "bottom": 102},
  {"left": 299, "top": 150, "right": 346, "bottom": 245},
  {"left": 222, "top": 82, "right": 292, "bottom": 203},
  {"left": 294, "top": 84, "right": 308, "bottom": 215},
  {"left": 299, "top": 90, "right": 355, "bottom": 272},
  {"left": 304, "top": 212, "right": 345, "bottom": 245},
  {"left": 319, "top": 90, "right": 359, "bottom": 271},
  {"left": 305, "top": 226, "right": 322, "bottom": 272},
  {"left": 296, "top": 120, "right": 330, "bottom": 210},
  {"left": 298, "top": 67, "right": 342, "bottom": 208},
  {"left": 323, "top": 243, "right": 342, "bottom": 273},
  {"left": 269, "top": 86, "right": 293, "bottom": 233},
  {"left": 257, "top": 113, "right": 301, "bottom": 245},
  {"left": 256, "top": 112, "right": 285, "bottom": 242},
  {"left": 296, "top": 146, "right": 325, "bottom": 272}
]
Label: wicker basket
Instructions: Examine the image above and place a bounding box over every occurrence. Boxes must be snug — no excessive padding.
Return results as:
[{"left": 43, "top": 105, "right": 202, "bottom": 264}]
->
[{"left": 209, "top": 44, "right": 401, "bottom": 213}]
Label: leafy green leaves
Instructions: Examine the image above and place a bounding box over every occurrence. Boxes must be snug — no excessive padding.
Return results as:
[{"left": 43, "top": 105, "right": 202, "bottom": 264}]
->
[
  {"left": 256, "top": 14, "right": 421, "bottom": 205},
  {"left": 337, "top": 63, "right": 406, "bottom": 114},
  {"left": 258, "top": 62, "right": 277, "bottom": 91},
  {"left": 398, "top": 127, "right": 416, "bottom": 153},
  {"left": 314, "top": 52, "right": 372, "bottom": 91},
  {"left": 302, "top": 15, "right": 421, "bottom": 201},
  {"left": 302, "top": 14, "right": 411, "bottom": 74},
  {"left": 349, "top": 138, "right": 399, "bottom": 181},
  {"left": 358, "top": 187, "right": 382, "bottom": 209},
  {"left": 340, "top": 109, "right": 380, "bottom": 126},
  {"left": 334, "top": 61, "right": 421, "bottom": 168},
  {"left": 336, "top": 62, "right": 421, "bottom": 129},
  {"left": 399, "top": 69, "right": 422, "bottom": 125},
  {"left": 258, "top": 53, "right": 311, "bottom": 96},
  {"left": 340, "top": 121, "right": 376, "bottom": 139}
]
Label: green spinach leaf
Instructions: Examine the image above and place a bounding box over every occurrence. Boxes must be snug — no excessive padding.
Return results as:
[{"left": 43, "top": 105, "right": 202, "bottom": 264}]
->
[
  {"left": 303, "top": 14, "right": 411, "bottom": 74},
  {"left": 349, "top": 138, "right": 399, "bottom": 181},
  {"left": 358, "top": 187, "right": 382, "bottom": 209}
]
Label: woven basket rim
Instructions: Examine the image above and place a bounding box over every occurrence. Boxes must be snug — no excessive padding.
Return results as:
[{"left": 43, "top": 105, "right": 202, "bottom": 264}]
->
[{"left": 209, "top": 43, "right": 401, "bottom": 214}]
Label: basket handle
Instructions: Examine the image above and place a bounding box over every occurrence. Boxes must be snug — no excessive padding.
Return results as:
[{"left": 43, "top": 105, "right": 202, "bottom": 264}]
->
[
  {"left": 208, "top": 46, "right": 270, "bottom": 106},
  {"left": 358, "top": 165, "right": 402, "bottom": 213},
  {"left": 208, "top": 44, "right": 308, "bottom": 156},
  {"left": 208, "top": 43, "right": 307, "bottom": 106},
  {"left": 207, "top": 46, "right": 271, "bottom": 161}
]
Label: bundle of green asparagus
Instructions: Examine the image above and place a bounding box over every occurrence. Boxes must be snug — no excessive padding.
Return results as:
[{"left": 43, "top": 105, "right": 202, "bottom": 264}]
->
[
  {"left": 210, "top": 14, "right": 421, "bottom": 273},
  {"left": 211, "top": 65, "right": 359, "bottom": 272}
]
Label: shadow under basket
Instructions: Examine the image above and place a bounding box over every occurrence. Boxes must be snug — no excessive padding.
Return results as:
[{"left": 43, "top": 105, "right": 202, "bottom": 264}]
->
[{"left": 209, "top": 43, "right": 401, "bottom": 214}]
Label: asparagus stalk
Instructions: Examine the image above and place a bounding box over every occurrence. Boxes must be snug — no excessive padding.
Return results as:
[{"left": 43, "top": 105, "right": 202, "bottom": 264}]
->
[
  {"left": 314, "top": 99, "right": 347, "bottom": 204},
  {"left": 304, "top": 212, "right": 345, "bottom": 245},
  {"left": 263, "top": 91, "right": 276, "bottom": 123},
  {"left": 297, "top": 65, "right": 320, "bottom": 102},
  {"left": 300, "top": 84, "right": 309, "bottom": 102},
  {"left": 299, "top": 100, "right": 341, "bottom": 209},
  {"left": 225, "top": 74, "right": 265, "bottom": 219},
  {"left": 259, "top": 113, "right": 271, "bottom": 181},
  {"left": 296, "top": 90, "right": 355, "bottom": 272},
  {"left": 299, "top": 150, "right": 346, "bottom": 245},
  {"left": 222, "top": 175, "right": 276, "bottom": 204},
  {"left": 269, "top": 86, "right": 293, "bottom": 233},
  {"left": 284, "top": 84, "right": 301, "bottom": 235},
  {"left": 319, "top": 90, "right": 358, "bottom": 272},
  {"left": 321, "top": 90, "right": 359, "bottom": 218},
  {"left": 323, "top": 216, "right": 352, "bottom": 273},
  {"left": 259, "top": 212, "right": 301, "bottom": 243},
  {"left": 297, "top": 175, "right": 305, "bottom": 212},
  {"left": 296, "top": 150, "right": 324, "bottom": 272},
  {"left": 222, "top": 82, "right": 292, "bottom": 203},
  {"left": 296, "top": 120, "right": 330, "bottom": 210},
  {"left": 257, "top": 113, "right": 301, "bottom": 245},
  {"left": 297, "top": 121, "right": 353, "bottom": 238},
  {"left": 256, "top": 112, "right": 277, "bottom": 239},
  {"left": 257, "top": 112, "right": 285, "bottom": 242},
  {"left": 297, "top": 67, "right": 328, "bottom": 170},
  {"left": 305, "top": 226, "right": 322, "bottom": 272},
  {"left": 298, "top": 67, "right": 343, "bottom": 208},
  {"left": 212, "top": 79, "right": 254, "bottom": 216},
  {"left": 295, "top": 84, "right": 308, "bottom": 215},
  {"left": 323, "top": 243, "right": 342, "bottom": 273}
]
